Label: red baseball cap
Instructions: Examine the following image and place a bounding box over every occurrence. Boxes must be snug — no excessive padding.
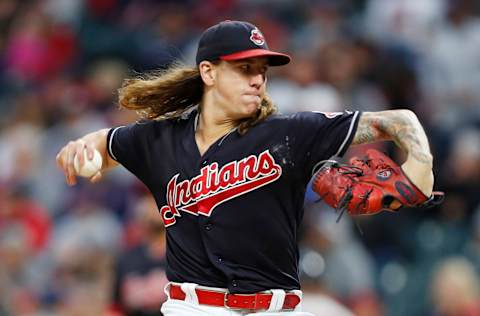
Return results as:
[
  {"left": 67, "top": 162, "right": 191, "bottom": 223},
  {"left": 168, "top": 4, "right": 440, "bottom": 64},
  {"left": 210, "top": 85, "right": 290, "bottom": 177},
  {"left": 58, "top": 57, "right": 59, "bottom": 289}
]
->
[{"left": 195, "top": 20, "right": 291, "bottom": 66}]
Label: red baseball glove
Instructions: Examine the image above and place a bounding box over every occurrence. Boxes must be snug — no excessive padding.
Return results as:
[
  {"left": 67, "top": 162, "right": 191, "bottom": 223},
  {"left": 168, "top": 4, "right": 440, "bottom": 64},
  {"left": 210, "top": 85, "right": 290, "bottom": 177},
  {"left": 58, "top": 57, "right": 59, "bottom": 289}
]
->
[{"left": 312, "top": 149, "right": 444, "bottom": 217}]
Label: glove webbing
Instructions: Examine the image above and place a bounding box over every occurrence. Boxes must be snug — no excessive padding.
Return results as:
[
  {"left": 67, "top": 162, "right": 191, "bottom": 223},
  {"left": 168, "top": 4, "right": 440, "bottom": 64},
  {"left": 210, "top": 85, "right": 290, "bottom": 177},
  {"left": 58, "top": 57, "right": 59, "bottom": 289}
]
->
[{"left": 316, "top": 162, "right": 368, "bottom": 234}]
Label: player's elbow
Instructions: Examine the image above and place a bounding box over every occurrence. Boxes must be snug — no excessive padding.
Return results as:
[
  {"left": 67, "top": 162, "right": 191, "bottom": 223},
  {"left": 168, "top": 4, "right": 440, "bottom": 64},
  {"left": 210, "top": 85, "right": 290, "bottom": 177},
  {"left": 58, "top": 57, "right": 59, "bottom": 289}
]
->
[
  {"left": 383, "top": 109, "right": 422, "bottom": 134},
  {"left": 397, "top": 109, "right": 418, "bottom": 121}
]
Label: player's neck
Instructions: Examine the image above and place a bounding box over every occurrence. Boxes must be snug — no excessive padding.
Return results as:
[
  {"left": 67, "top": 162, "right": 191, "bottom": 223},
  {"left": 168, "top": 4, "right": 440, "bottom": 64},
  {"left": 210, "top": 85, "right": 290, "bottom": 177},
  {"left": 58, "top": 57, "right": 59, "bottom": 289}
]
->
[
  {"left": 196, "top": 112, "right": 237, "bottom": 135},
  {"left": 197, "top": 96, "right": 239, "bottom": 133},
  {"left": 195, "top": 107, "right": 238, "bottom": 156}
]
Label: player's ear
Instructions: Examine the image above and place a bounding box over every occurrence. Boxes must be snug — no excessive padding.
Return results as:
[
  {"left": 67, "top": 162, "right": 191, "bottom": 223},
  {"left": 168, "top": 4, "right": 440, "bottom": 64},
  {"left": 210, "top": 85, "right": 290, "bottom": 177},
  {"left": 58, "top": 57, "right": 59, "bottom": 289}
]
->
[{"left": 199, "top": 61, "right": 216, "bottom": 86}]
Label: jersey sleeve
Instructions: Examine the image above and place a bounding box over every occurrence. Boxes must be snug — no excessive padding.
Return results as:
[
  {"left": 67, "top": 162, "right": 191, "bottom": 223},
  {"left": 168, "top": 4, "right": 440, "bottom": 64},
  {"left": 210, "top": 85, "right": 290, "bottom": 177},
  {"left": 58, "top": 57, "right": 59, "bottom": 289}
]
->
[
  {"left": 289, "top": 111, "right": 361, "bottom": 175},
  {"left": 107, "top": 121, "right": 156, "bottom": 186}
]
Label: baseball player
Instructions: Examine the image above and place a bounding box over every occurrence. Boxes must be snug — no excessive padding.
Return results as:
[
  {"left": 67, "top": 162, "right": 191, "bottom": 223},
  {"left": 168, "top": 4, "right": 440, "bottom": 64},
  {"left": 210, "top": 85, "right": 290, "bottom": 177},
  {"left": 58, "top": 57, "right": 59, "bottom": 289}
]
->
[{"left": 56, "top": 21, "right": 437, "bottom": 315}]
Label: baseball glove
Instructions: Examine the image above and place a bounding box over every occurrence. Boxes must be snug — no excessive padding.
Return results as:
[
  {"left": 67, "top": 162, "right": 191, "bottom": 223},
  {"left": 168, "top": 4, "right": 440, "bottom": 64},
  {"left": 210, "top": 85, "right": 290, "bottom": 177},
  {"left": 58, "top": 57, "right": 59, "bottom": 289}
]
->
[{"left": 312, "top": 149, "right": 444, "bottom": 218}]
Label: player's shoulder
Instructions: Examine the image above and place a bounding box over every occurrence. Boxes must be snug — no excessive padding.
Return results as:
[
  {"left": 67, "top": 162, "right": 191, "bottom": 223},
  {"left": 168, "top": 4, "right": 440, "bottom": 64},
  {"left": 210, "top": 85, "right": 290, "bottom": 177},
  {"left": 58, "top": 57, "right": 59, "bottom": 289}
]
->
[
  {"left": 118, "top": 109, "right": 195, "bottom": 133},
  {"left": 264, "top": 110, "right": 355, "bottom": 123},
  {"left": 121, "top": 118, "right": 170, "bottom": 134},
  {"left": 263, "top": 112, "right": 289, "bottom": 123},
  {"left": 291, "top": 110, "right": 356, "bottom": 119}
]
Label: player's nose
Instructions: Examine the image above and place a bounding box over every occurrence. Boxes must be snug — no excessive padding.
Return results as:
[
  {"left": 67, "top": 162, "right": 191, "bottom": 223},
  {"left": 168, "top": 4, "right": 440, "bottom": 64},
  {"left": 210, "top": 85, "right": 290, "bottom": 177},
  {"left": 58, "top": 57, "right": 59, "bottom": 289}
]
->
[{"left": 249, "top": 72, "right": 265, "bottom": 88}]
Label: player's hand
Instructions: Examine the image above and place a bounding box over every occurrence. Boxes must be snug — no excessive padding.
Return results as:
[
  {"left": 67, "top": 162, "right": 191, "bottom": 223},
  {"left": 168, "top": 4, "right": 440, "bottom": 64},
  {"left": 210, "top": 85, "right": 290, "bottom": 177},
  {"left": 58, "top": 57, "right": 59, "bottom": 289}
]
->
[
  {"left": 400, "top": 158, "right": 434, "bottom": 197},
  {"left": 56, "top": 139, "right": 103, "bottom": 186}
]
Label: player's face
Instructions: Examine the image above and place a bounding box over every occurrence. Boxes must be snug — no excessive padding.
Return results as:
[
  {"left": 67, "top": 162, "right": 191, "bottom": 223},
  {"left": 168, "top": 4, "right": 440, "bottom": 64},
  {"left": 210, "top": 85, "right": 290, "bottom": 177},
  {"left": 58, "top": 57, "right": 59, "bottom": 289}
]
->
[{"left": 213, "top": 58, "right": 269, "bottom": 119}]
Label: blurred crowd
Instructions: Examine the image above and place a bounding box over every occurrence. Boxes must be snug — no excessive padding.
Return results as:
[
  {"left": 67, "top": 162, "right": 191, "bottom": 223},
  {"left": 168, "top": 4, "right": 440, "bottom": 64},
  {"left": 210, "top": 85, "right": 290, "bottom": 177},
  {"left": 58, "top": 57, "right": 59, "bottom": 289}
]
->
[{"left": 1, "top": 0, "right": 480, "bottom": 315}]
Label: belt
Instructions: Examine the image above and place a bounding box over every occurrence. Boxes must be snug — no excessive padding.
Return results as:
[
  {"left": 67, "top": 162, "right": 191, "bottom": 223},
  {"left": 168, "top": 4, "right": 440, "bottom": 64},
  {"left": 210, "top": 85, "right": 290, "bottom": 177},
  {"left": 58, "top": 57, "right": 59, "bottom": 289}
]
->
[{"left": 169, "top": 284, "right": 301, "bottom": 311}]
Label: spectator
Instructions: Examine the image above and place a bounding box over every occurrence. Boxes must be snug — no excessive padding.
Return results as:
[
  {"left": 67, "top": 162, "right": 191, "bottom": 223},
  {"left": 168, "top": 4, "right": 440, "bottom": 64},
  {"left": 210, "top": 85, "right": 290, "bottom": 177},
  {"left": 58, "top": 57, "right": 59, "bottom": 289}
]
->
[
  {"left": 430, "top": 257, "right": 480, "bottom": 316},
  {"left": 110, "top": 194, "right": 168, "bottom": 316}
]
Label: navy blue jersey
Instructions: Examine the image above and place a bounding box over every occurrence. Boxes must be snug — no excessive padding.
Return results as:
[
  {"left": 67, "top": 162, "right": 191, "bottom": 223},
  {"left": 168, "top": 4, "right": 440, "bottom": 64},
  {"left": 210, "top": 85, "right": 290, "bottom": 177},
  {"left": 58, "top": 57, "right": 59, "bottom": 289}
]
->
[{"left": 107, "top": 109, "right": 360, "bottom": 293}]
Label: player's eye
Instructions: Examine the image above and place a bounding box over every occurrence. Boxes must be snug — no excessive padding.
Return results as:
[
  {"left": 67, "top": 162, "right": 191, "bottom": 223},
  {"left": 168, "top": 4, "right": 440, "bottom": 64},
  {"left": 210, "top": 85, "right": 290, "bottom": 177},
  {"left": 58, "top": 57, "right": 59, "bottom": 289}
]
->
[
  {"left": 238, "top": 64, "right": 268, "bottom": 76},
  {"left": 239, "top": 64, "right": 250, "bottom": 73}
]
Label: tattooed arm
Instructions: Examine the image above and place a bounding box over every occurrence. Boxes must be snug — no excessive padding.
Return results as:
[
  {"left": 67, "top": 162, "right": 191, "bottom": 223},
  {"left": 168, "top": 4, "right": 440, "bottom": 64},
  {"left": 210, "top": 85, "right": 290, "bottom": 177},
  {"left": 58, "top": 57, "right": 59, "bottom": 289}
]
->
[{"left": 352, "top": 110, "right": 434, "bottom": 196}]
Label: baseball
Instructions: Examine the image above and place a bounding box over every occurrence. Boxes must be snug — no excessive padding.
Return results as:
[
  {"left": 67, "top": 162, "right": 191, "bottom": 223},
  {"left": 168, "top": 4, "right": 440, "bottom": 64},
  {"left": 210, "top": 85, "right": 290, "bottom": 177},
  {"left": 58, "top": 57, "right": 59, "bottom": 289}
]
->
[{"left": 73, "top": 149, "right": 103, "bottom": 178}]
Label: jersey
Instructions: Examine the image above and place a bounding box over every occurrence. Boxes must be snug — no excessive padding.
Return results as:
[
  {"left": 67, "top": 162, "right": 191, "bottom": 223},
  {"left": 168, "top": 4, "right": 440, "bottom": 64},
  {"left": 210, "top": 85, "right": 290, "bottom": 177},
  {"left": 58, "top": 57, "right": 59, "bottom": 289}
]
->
[{"left": 107, "top": 109, "right": 361, "bottom": 294}]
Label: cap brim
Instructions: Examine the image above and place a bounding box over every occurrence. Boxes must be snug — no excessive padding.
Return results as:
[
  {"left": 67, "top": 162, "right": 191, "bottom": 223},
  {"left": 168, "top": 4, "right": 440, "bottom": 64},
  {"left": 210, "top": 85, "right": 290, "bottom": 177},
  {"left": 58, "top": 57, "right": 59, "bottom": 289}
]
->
[{"left": 220, "top": 49, "right": 291, "bottom": 66}]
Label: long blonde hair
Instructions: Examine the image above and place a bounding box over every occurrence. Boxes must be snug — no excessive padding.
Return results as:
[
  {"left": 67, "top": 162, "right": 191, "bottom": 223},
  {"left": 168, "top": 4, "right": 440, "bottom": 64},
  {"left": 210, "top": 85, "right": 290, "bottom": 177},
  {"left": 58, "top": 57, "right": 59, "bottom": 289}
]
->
[{"left": 118, "top": 63, "right": 276, "bottom": 134}]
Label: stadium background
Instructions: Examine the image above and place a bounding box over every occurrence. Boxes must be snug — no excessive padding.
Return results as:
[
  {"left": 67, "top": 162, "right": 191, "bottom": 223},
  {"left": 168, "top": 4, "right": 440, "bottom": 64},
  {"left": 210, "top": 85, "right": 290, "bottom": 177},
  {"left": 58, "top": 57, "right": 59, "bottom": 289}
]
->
[{"left": 1, "top": 0, "right": 480, "bottom": 315}]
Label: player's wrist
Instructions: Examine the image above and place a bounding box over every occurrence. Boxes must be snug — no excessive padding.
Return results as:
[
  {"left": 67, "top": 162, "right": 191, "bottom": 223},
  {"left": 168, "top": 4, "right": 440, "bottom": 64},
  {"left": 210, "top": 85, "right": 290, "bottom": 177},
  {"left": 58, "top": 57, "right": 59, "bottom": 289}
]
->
[{"left": 401, "top": 159, "right": 434, "bottom": 197}]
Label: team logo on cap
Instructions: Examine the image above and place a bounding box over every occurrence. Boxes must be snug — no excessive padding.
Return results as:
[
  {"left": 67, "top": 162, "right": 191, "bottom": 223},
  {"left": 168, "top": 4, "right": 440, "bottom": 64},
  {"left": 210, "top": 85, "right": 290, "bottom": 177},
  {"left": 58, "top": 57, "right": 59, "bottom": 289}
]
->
[{"left": 250, "top": 28, "right": 265, "bottom": 46}]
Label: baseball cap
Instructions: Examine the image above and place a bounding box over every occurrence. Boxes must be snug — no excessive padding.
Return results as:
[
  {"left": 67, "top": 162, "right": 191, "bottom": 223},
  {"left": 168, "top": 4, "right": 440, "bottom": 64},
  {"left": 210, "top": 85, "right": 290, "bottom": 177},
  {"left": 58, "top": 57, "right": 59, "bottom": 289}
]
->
[{"left": 195, "top": 20, "right": 291, "bottom": 66}]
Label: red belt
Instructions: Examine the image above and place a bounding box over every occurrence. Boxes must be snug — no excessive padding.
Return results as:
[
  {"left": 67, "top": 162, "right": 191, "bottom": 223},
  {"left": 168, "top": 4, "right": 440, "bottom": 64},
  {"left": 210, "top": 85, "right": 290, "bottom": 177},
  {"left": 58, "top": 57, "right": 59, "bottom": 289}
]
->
[{"left": 169, "top": 284, "right": 301, "bottom": 311}]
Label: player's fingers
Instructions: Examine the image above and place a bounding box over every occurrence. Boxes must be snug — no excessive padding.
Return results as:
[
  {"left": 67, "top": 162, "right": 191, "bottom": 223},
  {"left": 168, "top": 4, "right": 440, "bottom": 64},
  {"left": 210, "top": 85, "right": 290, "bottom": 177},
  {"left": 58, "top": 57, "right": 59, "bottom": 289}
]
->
[
  {"left": 85, "top": 144, "right": 95, "bottom": 161},
  {"left": 55, "top": 148, "right": 65, "bottom": 169},
  {"left": 75, "top": 141, "right": 87, "bottom": 167},
  {"left": 57, "top": 148, "right": 72, "bottom": 185},
  {"left": 58, "top": 152, "right": 72, "bottom": 186},
  {"left": 66, "top": 143, "right": 78, "bottom": 186},
  {"left": 90, "top": 171, "right": 103, "bottom": 183},
  {"left": 388, "top": 199, "right": 402, "bottom": 211}
]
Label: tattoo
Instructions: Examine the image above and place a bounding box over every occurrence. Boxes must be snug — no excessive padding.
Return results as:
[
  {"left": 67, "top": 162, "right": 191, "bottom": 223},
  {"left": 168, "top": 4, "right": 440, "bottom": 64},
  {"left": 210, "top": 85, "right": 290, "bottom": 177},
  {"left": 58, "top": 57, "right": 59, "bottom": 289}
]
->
[
  {"left": 353, "top": 111, "right": 432, "bottom": 164},
  {"left": 351, "top": 115, "right": 384, "bottom": 144}
]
